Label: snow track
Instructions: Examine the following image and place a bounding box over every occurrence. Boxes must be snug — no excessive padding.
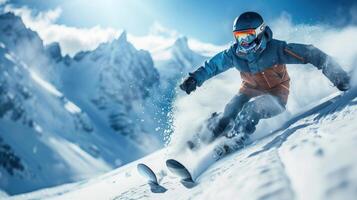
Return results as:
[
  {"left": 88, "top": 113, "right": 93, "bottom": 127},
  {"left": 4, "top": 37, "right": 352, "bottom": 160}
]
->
[{"left": 8, "top": 89, "right": 357, "bottom": 200}]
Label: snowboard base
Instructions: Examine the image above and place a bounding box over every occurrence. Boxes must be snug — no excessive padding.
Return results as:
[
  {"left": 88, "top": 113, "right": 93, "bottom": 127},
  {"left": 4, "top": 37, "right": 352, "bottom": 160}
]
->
[
  {"left": 180, "top": 178, "right": 197, "bottom": 189},
  {"left": 166, "top": 159, "right": 197, "bottom": 189},
  {"left": 137, "top": 163, "right": 167, "bottom": 193}
]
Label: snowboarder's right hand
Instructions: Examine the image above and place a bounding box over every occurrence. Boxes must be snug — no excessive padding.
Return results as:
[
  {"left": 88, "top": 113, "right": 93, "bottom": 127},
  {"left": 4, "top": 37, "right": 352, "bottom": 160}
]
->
[
  {"left": 335, "top": 74, "right": 350, "bottom": 91},
  {"left": 180, "top": 74, "right": 197, "bottom": 94}
]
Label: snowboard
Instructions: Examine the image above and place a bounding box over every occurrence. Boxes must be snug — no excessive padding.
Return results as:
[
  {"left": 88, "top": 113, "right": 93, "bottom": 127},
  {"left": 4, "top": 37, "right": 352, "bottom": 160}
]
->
[
  {"left": 137, "top": 163, "right": 167, "bottom": 193},
  {"left": 137, "top": 161, "right": 197, "bottom": 190}
]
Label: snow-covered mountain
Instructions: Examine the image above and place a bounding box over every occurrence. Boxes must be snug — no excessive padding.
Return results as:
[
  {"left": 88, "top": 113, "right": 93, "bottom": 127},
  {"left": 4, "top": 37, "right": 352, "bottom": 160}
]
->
[
  {"left": 0, "top": 12, "right": 178, "bottom": 195},
  {"left": 0, "top": 13, "right": 112, "bottom": 195},
  {"left": 8, "top": 88, "right": 357, "bottom": 200},
  {"left": 155, "top": 36, "right": 206, "bottom": 81},
  {"left": 58, "top": 31, "right": 162, "bottom": 150}
]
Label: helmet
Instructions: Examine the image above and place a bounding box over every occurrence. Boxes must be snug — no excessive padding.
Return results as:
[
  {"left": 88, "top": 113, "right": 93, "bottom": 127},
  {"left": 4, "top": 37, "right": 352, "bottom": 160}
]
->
[
  {"left": 233, "top": 12, "right": 264, "bottom": 32},
  {"left": 233, "top": 12, "right": 267, "bottom": 57}
]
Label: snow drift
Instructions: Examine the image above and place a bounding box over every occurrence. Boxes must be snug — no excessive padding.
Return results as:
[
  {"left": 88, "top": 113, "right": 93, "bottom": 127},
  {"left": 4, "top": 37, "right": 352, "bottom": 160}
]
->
[{"left": 8, "top": 88, "right": 357, "bottom": 200}]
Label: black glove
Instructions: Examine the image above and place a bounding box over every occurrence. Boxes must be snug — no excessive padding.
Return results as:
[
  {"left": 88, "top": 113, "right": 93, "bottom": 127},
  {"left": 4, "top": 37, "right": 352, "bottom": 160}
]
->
[
  {"left": 336, "top": 74, "right": 350, "bottom": 91},
  {"left": 180, "top": 74, "right": 197, "bottom": 94}
]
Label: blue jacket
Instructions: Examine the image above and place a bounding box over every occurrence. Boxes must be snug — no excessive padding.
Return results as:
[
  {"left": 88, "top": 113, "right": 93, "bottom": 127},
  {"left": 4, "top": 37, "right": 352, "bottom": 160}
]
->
[{"left": 192, "top": 31, "right": 348, "bottom": 88}]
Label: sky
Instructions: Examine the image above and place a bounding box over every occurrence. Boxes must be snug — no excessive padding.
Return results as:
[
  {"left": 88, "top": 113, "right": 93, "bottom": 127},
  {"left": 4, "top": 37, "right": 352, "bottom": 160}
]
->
[{"left": 6, "top": 0, "right": 357, "bottom": 45}]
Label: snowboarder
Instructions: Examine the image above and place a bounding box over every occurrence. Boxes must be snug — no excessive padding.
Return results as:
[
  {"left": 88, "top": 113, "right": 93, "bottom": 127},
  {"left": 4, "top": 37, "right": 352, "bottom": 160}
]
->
[{"left": 180, "top": 12, "right": 350, "bottom": 151}]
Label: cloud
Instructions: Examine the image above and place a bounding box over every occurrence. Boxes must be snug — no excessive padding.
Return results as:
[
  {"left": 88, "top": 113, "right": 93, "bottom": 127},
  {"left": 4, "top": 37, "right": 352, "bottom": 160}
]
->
[
  {"left": 170, "top": 13, "right": 357, "bottom": 148},
  {"left": 188, "top": 39, "right": 229, "bottom": 57},
  {"left": 4, "top": 5, "right": 120, "bottom": 56},
  {"left": 0, "top": 0, "right": 7, "bottom": 5},
  {"left": 128, "top": 21, "right": 226, "bottom": 60},
  {"left": 3, "top": 5, "right": 224, "bottom": 59},
  {"left": 149, "top": 21, "right": 179, "bottom": 38},
  {"left": 127, "top": 22, "right": 178, "bottom": 61}
]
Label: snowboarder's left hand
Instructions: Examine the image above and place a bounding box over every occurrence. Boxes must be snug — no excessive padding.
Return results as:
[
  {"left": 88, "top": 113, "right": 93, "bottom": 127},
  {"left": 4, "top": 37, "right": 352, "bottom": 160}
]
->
[{"left": 180, "top": 74, "right": 197, "bottom": 94}]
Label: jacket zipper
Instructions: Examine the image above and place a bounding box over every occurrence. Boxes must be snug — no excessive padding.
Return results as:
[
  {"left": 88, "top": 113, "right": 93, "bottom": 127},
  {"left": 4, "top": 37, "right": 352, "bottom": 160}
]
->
[{"left": 261, "top": 72, "right": 272, "bottom": 88}]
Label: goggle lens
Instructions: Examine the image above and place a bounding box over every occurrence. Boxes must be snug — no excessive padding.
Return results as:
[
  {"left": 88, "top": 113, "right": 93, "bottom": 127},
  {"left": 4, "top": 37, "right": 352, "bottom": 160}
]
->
[
  {"left": 233, "top": 29, "right": 256, "bottom": 39},
  {"left": 233, "top": 30, "right": 257, "bottom": 45}
]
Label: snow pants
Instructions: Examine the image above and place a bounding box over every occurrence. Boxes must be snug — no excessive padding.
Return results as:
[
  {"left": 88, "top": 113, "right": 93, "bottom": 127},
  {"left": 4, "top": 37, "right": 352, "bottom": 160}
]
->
[{"left": 213, "top": 93, "right": 286, "bottom": 138}]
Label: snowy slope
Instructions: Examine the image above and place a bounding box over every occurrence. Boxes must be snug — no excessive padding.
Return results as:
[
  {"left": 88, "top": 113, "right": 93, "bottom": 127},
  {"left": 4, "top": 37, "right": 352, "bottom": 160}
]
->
[{"left": 10, "top": 88, "right": 357, "bottom": 200}]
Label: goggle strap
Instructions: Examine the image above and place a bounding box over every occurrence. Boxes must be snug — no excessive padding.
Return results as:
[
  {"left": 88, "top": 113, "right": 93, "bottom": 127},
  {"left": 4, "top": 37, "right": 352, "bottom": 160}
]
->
[{"left": 255, "top": 22, "right": 266, "bottom": 36}]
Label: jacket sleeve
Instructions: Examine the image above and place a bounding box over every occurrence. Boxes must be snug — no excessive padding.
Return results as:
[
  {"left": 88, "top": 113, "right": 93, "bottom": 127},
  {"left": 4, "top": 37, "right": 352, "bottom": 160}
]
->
[
  {"left": 191, "top": 48, "right": 234, "bottom": 86},
  {"left": 279, "top": 42, "right": 350, "bottom": 87}
]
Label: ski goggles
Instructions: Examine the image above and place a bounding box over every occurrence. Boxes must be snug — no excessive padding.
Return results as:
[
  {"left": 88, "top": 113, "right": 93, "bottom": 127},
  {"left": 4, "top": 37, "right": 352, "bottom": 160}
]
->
[{"left": 233, "top": 23, "right": 266, "bottom": 46}]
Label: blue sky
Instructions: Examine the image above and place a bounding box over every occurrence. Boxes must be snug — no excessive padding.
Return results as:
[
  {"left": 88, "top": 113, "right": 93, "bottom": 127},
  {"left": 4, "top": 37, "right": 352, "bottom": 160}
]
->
[{"left": 8, "top": 0, "right": 357, "bottom": 45}]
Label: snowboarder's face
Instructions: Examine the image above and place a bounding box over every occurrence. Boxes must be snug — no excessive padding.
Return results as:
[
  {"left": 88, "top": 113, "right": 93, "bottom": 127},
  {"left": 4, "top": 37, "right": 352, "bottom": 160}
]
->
[
  {"left": 233, "top": 23, "right": 266, "bottom": 57},
  {"left": 234, "top": 23, "right": 266, "bottom": 55}
]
